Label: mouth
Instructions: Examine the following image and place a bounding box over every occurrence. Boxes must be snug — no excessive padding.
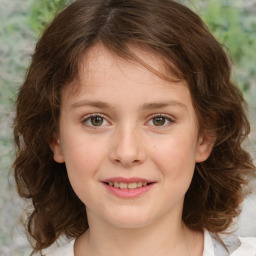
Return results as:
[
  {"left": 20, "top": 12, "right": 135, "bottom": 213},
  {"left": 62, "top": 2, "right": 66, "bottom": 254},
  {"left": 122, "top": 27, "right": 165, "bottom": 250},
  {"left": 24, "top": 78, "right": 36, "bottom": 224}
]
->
[
  {"left": 101, "top": 178, "right": 155, "bottom": 198},
  {"left": 103, "top": 181, "right": 153, "bottom": 189}
]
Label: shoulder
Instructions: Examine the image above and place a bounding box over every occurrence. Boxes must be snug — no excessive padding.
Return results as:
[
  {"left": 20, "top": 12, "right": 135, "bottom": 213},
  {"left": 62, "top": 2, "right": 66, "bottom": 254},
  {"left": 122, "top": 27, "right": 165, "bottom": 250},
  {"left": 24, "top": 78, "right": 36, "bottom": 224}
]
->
[
  {"left": 231, "top": 236, "right": 256, "bottom": 256},
  {"left": 42, "top": 239, "right": 75, "bottom": 256},
  {"left": 203, "top": 229, "right": 256, "bottom": 256}
]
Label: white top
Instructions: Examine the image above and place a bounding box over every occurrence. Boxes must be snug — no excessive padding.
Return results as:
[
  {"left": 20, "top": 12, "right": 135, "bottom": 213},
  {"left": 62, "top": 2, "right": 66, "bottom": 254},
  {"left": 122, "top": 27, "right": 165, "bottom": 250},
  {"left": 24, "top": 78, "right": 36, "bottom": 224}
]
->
[{"left": 43, "top": 229, "right": 256, "bottom": 256}]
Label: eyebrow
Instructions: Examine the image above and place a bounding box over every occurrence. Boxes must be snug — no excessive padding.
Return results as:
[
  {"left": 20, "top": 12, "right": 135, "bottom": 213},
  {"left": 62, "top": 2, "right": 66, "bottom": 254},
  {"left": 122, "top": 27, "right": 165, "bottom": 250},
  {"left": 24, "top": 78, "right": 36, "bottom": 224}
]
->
[
  {"left": 71, "top": 100, "right": 110, "bottom": 109},
  {"left": 141, "top": 101, "right": 187, "bottom": 110},
  {"left": 71, "top": 100, "right": 187, "bottom": 110}
]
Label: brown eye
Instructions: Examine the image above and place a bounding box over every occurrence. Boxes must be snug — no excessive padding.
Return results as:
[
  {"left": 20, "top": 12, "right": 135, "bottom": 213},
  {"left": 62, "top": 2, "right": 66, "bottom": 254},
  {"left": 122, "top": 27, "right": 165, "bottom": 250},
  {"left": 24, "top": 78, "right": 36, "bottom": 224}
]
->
[
  {"left": 152, "top": 117, "right": 166, "bottom": 126},
  {"left": 147, "top": 114, "right": 174, "bottom": 128},
  {"left": 82, "top": 114, "right": 109, "bottom": 128},
  {"left": 91, "top": 116, "right": 104, "bottom": 126}
]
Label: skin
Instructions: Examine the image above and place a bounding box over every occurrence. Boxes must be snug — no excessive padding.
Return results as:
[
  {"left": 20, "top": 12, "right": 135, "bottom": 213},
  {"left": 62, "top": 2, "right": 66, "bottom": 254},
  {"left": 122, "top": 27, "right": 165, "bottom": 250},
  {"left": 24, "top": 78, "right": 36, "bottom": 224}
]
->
[{"left": 50, "top": 43, "right": 214, "bottom": 256}]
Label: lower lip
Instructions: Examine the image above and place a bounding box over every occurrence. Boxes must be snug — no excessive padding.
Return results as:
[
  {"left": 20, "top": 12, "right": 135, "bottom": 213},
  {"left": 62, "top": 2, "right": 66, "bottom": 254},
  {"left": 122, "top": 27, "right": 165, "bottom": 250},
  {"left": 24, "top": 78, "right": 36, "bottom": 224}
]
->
[{"left": 102, "top": 183, "right": 155, "bottom": 199}]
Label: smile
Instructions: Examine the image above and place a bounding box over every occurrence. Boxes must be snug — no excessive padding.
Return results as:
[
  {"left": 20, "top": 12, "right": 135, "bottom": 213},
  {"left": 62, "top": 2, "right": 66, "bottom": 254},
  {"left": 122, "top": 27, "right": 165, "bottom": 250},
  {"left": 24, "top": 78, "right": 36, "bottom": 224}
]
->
[
  {"left": 107, "top": 181, "right": 149, "bottom": 189},
  {"left": 102, "top": 178, "right": 155, "bottom": 198}
]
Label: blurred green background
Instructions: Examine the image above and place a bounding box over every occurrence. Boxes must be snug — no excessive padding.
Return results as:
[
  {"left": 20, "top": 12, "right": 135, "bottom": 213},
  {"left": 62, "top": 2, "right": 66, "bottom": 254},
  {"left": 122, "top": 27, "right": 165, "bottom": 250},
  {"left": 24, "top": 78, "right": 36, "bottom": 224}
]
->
[{"left": 0, "top": 0, "right": 255, "bottom": 255}]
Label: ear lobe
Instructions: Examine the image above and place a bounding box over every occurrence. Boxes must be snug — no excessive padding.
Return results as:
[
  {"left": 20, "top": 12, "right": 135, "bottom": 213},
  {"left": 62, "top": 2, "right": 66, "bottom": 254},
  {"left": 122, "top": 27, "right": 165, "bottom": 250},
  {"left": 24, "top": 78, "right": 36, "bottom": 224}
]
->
[
  {"left": 49, "top": 136, "right": 65, "bottom": 163},
  {"left": 195, "top": 131, "right": 216, "bottom": 163}
]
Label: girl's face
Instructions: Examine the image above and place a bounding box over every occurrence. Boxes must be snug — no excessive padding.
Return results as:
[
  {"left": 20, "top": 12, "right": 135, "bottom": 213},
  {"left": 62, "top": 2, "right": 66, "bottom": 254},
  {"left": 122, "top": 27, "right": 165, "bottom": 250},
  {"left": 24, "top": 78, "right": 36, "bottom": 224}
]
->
[{"left": 51, "top": 44, "right": 213, "bottom": 229}]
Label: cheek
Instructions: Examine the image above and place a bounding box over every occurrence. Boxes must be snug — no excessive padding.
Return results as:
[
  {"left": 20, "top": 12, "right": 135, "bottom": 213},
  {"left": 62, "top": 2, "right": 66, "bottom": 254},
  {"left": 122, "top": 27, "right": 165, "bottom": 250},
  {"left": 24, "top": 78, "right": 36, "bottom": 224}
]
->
[
  {"left": 62, "top": 137, "right": 106, "bottom": 171},
  {"left": 62, "top": 144, "right": 103, "bottom": 205},
  {"left": 150, "top": 134, "right": 198, "bottom": 178},
  {"left": 61, "top": 141, "right": 105, "bottom": 191}
]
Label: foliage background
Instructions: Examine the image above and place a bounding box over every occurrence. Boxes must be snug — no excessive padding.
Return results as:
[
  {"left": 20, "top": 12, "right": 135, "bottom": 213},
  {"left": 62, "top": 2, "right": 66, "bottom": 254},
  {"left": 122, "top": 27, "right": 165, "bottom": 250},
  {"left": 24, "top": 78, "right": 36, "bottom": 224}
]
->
[{"left": 0, "top": 0, "right": 255, "bottom": 255}]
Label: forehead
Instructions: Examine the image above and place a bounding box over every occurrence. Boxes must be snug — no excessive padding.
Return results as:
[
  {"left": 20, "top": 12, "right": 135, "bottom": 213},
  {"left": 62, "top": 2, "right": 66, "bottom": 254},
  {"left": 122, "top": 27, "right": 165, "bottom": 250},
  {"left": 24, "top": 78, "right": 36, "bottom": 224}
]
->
[
  {"left": 62, "top": 43, "right": 192, "bottom": 106},
  {"left": 67, "top": 43, "right": 186, "bottom": 94}
]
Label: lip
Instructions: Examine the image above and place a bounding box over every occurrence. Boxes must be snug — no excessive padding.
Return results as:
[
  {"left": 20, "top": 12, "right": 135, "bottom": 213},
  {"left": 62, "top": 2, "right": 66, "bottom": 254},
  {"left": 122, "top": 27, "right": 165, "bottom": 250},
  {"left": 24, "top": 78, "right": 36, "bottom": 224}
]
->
[
  {"left": 101, "top": 177, "right": 155, "bottom": 199},
  {"left": 102, "top": 177, "right": 153, "bottom": 183}
]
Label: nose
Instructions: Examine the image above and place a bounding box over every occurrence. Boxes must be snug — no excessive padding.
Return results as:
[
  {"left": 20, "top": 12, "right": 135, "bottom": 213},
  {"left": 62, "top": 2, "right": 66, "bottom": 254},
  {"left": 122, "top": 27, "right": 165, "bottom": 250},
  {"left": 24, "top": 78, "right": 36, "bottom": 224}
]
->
[{"left": 109, "top": 125, "right": 146, "bottom": 168}]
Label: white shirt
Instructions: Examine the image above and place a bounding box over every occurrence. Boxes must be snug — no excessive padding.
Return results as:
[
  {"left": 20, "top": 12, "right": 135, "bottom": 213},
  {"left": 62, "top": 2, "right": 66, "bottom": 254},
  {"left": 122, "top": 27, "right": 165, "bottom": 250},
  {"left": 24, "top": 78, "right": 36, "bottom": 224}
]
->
[{"left": 43, "top": 229, "right": 256, "bottom": 256}]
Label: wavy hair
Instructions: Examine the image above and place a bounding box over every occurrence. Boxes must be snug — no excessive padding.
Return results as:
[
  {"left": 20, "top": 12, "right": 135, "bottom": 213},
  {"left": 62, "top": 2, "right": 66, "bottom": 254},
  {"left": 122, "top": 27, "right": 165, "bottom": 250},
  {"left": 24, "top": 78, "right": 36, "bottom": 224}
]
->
[{"left": 13, "top": 0, "right": 255, "bottom": 254}]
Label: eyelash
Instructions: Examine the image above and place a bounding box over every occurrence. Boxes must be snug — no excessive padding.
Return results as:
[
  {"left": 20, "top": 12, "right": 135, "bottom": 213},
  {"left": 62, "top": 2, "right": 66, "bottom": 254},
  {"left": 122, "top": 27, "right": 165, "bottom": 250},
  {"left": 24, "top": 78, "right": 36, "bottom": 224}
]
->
[
  {"left": 81, "top": 113, "right": 110, "bottom": 128},
  {"left": 81, "top": 113, "right": 175, "bottom": 128},
  {"left": 146, "top": 114, "right": 174, "bottom": 129}
]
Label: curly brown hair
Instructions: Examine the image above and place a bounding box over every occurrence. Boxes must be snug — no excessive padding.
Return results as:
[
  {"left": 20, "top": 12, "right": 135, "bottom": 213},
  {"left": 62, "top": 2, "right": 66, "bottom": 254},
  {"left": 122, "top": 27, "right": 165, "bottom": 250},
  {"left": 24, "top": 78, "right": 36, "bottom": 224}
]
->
[{"left": 13, "top": 0, "right": 255, "bottom": 254}]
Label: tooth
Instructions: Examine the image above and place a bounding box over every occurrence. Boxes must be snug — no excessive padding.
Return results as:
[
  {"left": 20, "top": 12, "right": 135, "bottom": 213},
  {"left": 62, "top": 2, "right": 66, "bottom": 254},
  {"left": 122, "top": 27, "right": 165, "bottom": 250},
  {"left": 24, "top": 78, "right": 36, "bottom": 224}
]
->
[
  {"left": 111, "top": 181, "right": 149, "bottom": 189},
  {"left": 128, "top": 182, "right": 137, "bottom": 189},
  {"left": 137, "top": 182, "right": 142, "bottom": 188},
  {"left": 120, "top": 182, "right": 128, "bottom": 189}
]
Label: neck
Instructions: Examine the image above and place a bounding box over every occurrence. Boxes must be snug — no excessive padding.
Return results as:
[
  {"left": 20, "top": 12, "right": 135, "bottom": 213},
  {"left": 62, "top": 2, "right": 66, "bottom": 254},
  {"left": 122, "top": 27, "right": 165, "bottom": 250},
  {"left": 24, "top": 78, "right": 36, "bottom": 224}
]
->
[{"left": 74, "top": 212, "right": 204, "bottom": 256}]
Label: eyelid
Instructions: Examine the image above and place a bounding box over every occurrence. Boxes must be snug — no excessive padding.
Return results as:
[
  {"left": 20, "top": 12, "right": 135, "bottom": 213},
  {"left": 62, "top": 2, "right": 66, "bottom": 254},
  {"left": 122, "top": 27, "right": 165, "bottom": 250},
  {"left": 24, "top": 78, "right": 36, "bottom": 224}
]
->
[
  {"left": 145, "top": 113, "right": 175, "bottom": 128},
  {"left": 81, "top": 113, "right": 111, "bottom": 127},
  {"left": 150, "top": 113, "right": 175, "bottom": 120}
]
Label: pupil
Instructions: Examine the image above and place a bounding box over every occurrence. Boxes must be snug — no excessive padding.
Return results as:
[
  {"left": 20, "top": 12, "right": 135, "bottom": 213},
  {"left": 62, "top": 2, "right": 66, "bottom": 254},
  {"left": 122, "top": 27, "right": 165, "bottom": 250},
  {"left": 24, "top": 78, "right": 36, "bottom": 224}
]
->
[
  {"left": 153, "top": 117, "right": 165, "bottom": 126},
  {"left": 92, "top": 117, "right": 103, "bottom": 126}
]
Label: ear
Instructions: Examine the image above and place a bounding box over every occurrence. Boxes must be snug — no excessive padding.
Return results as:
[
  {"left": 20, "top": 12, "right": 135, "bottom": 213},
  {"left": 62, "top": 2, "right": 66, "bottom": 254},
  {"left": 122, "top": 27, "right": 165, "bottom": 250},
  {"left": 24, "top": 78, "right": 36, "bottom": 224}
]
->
[
  {"left": 195, "top": 130, "right": 216, "bottom": 163},
  {"left": 49, "top": 135, "right": 65, "bottom": 163}
]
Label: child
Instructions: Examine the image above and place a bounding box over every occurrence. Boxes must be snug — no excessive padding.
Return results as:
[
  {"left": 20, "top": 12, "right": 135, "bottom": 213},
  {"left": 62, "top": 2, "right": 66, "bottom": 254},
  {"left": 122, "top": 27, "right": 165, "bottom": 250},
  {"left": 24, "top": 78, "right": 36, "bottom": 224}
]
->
[{"left": 13, "top": 0, "right": 256, "bottom": 255}]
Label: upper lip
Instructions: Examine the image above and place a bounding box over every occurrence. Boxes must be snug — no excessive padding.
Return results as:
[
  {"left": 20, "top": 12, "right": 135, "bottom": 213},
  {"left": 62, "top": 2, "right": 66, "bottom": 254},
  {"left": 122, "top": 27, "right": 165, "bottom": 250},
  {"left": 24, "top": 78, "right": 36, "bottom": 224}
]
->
[{"left": 102, "top": 177, "right": 154, "bottom": 183}]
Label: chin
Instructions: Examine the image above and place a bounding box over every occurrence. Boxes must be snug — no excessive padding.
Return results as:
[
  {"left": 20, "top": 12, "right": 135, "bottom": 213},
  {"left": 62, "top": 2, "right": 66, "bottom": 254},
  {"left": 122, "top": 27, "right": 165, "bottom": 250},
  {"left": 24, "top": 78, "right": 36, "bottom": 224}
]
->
[{"left": 104, "top": 210, "right": 154, "bottom": 229}]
